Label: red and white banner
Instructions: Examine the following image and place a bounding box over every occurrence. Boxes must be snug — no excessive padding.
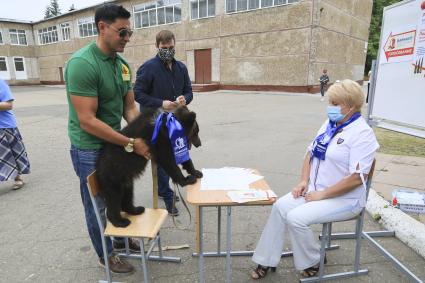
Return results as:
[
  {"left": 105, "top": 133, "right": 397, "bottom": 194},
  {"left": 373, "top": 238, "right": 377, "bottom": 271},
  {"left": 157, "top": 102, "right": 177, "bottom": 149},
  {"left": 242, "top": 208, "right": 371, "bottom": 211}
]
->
[
  {"left": 412, "top": 1, "right": 425, "bottom": 76},
  {"left": 383, "top": 29, "right": 416, "bottom": 62}
]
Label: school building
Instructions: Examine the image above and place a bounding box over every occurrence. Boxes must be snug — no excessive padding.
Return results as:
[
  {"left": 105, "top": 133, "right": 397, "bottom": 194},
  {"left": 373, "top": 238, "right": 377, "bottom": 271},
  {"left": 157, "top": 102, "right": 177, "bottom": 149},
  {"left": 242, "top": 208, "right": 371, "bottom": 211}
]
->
[{"left": 0, "top": 0, "right": 373, "bottom": 92}]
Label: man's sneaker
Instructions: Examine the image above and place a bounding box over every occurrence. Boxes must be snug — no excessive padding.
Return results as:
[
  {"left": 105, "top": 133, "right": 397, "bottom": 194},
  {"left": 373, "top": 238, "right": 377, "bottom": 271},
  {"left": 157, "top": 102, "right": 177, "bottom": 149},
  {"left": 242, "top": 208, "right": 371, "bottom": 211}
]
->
[
  {"left": 159, "top": 194, "right": 180, "bottom": 202},
  {"left": 98, "top": 255, "right": 135, "bottom": 274},
  {"left": 165, "top": 201, "right": 179, "bottom": 216},
  {"left": 113, "top": 238, "right": 141, "bottom": 253}
]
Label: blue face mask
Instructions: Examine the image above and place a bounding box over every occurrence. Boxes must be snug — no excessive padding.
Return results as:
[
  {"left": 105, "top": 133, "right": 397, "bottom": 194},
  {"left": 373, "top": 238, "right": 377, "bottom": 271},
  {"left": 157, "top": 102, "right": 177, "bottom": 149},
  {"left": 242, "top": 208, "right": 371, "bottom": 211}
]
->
[{"left": 327, "top": 105, "right": 344, "bottom": 122}]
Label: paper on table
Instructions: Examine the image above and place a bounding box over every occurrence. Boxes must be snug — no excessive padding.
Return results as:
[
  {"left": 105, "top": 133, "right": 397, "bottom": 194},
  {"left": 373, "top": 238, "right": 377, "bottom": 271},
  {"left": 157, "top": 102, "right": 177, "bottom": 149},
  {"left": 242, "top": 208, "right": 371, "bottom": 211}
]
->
[
  {"left": 200, "top": 167, "right": 264, "bottom": 191},
  {"left": 227, "top": 189, "right": 277, "bottom": 203}
]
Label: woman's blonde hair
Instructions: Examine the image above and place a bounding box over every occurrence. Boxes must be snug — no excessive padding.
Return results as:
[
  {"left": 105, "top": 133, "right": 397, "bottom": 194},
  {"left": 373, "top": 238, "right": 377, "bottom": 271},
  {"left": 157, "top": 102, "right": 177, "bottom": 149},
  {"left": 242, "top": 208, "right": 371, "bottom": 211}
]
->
[{"left": 327, "top": 79, "right": 365, "bottom": 112}]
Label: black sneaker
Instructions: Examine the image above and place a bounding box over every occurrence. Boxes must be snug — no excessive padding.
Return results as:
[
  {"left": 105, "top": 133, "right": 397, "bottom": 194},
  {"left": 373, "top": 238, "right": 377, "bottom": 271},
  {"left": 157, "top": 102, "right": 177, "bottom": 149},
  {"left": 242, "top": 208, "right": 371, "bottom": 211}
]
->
[
  {"left": 159, "top": 195, "right": 180, "bottom": 202},
  {"left": 98, "top": 255, "right": 135, "bottom": 274},
  {"left": 113, "top": 238, "right": 141, "bottom": 253},
  {"left": 165, "top": 201, "right": 179, "bottom": 216}
]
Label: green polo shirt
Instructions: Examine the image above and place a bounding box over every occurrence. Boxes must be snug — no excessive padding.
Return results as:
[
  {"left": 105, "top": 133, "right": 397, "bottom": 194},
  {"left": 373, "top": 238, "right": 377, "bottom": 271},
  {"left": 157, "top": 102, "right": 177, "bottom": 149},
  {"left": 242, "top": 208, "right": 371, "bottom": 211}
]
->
[{"left": 65, "top": 41, "right": 132, "bottom": 149}]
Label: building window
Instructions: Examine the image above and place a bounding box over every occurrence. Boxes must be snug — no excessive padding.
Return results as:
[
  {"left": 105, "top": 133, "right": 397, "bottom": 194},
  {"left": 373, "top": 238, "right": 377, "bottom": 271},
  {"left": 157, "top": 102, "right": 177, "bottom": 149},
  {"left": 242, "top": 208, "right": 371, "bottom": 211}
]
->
[
  {"left": 0, "top": 31, "right": 3, "bottom": 44},
  {"left": 226, "top": 0, "right": 297, "bottom": 13},
  {"left": 61, "top": 22, "right": 71, "bottom": 41},
  {"left": 0, "top": 57, "right": 7, "bottom": 71},
  {"left": 134, "top": 0, "right": 182, "bottom": 29},
  {"left": 38, "top": 25, "right": 59, "bottom": 45},
  {"left": 9, "top": 29, "right": 27, "bottom": 45},
  {"left": 14, "top": 57, "right": 25, "bottom": 71},
  {"left": 191, "top": 0, "right": 215, "bottom": 19},
  {"left": 78, "top": 17, "right": 98, "bottom": 38}
]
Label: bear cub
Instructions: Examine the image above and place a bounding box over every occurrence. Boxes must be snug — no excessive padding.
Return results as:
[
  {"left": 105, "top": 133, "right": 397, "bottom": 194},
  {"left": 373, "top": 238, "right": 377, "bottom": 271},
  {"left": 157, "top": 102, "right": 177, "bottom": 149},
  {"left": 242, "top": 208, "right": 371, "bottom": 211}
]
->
[{"left": 96, "top": 106, "right": 202, "bottom": 227}]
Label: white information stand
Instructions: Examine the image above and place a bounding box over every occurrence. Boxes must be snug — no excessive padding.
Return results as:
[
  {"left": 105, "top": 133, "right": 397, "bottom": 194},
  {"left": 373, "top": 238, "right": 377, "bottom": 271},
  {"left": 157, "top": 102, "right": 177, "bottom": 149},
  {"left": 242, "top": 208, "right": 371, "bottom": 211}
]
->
[
  {"left": 365, "top": 1, "right": 424, "bottom": 282},
  {"left": 369, "top": 0, "right": 425, "bottom": 138}
]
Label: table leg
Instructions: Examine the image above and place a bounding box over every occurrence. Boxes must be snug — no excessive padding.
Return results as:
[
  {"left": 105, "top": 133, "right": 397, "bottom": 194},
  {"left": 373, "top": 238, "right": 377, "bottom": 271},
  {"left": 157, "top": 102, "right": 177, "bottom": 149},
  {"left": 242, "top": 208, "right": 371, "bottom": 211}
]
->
[
  {"left": 196, "top": 205, "right": 201, "bottom": 254},
  {"left": 217, "top": 206, "right": 221, "bottom": 254},
  {"left": 226, "top": 206, "right": 232, "bottom": 283},
  {"left": 199, "top": 206, "right": 204, "bottom": 283}
]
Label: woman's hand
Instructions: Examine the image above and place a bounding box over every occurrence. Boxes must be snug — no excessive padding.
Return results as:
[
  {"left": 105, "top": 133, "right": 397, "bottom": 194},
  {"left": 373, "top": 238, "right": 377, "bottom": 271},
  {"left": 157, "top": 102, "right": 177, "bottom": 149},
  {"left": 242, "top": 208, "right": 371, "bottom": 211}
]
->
[
  {"left": 291, "top": 181, "right": 307, "bottom": 198},
  {"left": 305, "top": 191, "right": 326, "bottom": 202}
]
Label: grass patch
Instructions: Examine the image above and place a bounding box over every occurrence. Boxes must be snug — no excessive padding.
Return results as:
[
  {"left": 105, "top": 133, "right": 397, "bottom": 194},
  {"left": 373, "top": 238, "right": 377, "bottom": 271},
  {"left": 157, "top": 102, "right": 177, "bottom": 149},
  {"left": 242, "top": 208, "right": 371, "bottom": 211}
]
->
[{"left": 374, "top": 128, "right": 425, "bottom": 158}]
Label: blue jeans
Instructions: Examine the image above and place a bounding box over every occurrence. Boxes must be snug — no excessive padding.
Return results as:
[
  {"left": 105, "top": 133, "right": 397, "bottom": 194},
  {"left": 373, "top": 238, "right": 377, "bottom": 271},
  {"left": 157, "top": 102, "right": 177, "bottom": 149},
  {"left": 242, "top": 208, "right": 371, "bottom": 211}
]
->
[
  {"left": 157, "top": 165, "right": 174, "bottom": 202},
  {"left": 70, "top": 145, "right": 112, "bottom": 259}
]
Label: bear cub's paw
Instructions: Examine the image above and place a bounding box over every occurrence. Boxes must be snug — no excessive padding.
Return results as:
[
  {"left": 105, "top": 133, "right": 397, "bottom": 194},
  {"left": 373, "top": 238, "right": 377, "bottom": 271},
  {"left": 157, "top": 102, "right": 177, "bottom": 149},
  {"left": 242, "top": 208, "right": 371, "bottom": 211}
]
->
[
  {"left": 111, "top": 218, "right": 131, "bottom": 228},
  {"left": 192, "top": 170, "right": 203, "bottom": 178},
  {"left": 124, "top": 206, "right": 145, "bottom": 215},
  {"left": 184, "top": 175, "right": 197, "bottom": 185}
]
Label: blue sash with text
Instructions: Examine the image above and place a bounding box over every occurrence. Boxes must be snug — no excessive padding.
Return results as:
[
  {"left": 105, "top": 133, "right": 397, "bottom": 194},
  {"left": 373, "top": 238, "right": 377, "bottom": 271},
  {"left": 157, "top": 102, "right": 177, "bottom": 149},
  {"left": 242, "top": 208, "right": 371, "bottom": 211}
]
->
[{"left": 151, "top": 112, "right": 190, "bottom": 164}]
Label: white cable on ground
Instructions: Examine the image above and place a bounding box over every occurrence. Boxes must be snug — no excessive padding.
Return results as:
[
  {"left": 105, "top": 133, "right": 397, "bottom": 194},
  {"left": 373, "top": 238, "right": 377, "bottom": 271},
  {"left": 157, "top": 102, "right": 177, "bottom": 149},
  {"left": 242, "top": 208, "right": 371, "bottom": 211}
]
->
[{"left": 366, "top": 189, "right": 425, "bottom": 258}]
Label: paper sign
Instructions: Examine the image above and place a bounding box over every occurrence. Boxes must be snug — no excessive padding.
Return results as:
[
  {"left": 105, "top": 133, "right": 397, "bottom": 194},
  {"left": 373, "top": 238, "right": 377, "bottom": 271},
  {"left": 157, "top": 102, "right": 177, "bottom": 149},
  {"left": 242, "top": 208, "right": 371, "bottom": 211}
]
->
[{"left": 383, "top": 29, "right": 416, "bottom": 62}]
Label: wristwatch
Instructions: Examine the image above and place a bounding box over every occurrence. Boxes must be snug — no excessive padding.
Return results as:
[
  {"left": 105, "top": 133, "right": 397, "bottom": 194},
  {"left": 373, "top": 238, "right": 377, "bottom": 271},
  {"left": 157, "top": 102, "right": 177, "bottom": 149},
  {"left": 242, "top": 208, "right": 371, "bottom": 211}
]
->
[{"left": 124, "top": 138, "right": 135, "bottom": 153}]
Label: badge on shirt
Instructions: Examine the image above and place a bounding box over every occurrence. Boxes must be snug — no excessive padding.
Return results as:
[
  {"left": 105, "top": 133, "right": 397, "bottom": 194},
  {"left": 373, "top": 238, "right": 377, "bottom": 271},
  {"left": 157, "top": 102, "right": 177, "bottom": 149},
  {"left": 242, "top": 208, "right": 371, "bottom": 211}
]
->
[{"left": 121, "top": 64, "right": 130, "bottom": 81}]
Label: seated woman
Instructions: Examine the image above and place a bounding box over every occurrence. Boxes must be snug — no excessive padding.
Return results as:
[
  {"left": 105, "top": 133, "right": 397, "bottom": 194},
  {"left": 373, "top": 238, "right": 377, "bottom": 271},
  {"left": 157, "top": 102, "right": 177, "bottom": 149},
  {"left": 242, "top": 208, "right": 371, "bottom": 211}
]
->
[{"left": 250, "top": 79, "right": 379, "bottom": 279}]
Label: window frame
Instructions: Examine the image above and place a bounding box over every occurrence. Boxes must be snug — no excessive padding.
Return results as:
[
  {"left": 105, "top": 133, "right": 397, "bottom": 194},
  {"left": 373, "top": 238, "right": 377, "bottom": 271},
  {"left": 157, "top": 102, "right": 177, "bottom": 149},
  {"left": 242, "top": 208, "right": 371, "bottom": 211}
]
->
[
  {"left": 37, "top": 25, "right": 59, "bottom": 45},
  {"left": 13, "top": 57, "right": 26, "bottom": 72},
  {"left": 78, "top": 17, "right": 98, "bottom": 38},
  {"left": 190, "top": 0, "right": 216, "bottom": 20},
  {"left": 133, "top": 0, "right": 182, "bottom": 29},
  {"left": 0, "top": 30, "right": 4, "bottom": 45},
  {"left": 60, "top": 22, "right": 71, "bottom": 41},
  {"left": 0, "top": 56, "right": 8, "bottom": 72},
  {"left": 9, "top": 29, "right": 28, "bottom": 46},
  {"left": 225, "top": 0, "right": 297, "bottom": 14}
]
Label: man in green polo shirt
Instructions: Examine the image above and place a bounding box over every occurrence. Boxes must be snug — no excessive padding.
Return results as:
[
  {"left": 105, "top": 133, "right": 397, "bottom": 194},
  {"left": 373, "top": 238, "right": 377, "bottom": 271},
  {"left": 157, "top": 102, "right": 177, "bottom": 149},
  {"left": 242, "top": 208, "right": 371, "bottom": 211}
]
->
[{"left": 65, "top": 4, "right": 150, "bottom": 274}]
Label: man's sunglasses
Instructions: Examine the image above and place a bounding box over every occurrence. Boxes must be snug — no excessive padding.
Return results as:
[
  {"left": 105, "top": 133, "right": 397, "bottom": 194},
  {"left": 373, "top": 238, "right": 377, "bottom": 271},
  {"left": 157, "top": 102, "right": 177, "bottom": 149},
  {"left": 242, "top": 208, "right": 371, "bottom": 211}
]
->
[{"left": 107, "top": 24, "right": 133, "bottom": 38}]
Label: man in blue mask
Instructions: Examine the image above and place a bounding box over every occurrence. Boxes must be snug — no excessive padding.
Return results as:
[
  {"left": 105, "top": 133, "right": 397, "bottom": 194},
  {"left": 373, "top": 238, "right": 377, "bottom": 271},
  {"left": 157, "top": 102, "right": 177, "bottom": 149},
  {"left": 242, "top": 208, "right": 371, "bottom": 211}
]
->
[{"left": 134, "top": 30, "right": 193, "bottom": 216}]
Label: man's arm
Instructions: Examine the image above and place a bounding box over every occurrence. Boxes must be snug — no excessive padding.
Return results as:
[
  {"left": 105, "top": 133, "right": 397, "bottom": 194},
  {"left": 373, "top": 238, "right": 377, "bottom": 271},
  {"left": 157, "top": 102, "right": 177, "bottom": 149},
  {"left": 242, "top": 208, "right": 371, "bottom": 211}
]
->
[
  {"left": 0, "top": 100, "right": 13, "bottom": 111},
  {"left": 134, "top": 64, "right": 163, "bottom": 108},
  {"left": 70, "top": 95, "right": 130, "bottom": 146},
  {"left": 123, "top": 90, "right": 139, "bottom": 123},
  {"left": 182, "top": 65, "right": 193, "bottom": 105}
]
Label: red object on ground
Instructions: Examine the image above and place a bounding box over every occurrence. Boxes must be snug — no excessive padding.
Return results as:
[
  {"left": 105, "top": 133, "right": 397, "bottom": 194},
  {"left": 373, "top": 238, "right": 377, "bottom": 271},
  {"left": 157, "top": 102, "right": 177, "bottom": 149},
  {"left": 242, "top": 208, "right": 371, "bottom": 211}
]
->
[{"left": 392, "top": 197, "right": 398, "bottom": 206}]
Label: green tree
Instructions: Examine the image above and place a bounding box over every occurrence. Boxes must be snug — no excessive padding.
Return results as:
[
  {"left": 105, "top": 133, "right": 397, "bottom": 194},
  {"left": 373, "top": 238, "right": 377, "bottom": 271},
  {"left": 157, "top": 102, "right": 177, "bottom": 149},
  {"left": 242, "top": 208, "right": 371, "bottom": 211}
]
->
[
  {"left": 44, "top": 0, "right": 61, "bottom": 19},
  {"left": 366, "top": 0, "right": 401, "bottom": 74}
]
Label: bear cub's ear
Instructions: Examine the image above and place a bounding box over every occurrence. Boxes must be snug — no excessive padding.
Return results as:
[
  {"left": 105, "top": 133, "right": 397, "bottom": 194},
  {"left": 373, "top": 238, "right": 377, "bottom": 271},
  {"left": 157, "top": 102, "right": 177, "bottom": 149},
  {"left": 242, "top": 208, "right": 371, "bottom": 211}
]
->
[
  {"left": 175, "top": 106, "right": 196, "bottom": 127},
  {"left": 179, "top": 111, "right": 196, "bottom": 128}
]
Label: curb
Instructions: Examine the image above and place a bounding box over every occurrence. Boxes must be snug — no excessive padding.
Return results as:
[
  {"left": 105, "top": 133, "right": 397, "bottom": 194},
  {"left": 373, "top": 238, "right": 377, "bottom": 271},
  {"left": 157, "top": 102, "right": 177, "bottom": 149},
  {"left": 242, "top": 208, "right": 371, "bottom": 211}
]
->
[{"left": 366, "top": 189, "right": 425, "bottom": 258}]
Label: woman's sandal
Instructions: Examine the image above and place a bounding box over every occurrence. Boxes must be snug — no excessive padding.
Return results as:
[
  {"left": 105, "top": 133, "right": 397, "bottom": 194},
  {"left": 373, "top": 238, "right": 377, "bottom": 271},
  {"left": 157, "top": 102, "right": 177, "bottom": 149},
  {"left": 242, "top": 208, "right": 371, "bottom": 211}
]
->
[
  {"left": 300, "top": 254, "right": 327, "bottom": 278},
  {"left": 251, "top": 264, "right": 276, "bottom": 280},
  {"left": 12, "top": 180, "right": 25, "bottom": 190}
]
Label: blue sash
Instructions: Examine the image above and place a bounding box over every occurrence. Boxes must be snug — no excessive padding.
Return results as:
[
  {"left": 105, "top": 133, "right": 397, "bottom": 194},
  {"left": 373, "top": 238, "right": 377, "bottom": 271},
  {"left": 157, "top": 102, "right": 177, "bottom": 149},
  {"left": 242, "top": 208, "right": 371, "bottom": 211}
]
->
[
  {"left": 311, "top": 112, "right": 361, "bottom": 160},
  {"left": 151, "top": 112, "right": 190, "bottom": 164}
]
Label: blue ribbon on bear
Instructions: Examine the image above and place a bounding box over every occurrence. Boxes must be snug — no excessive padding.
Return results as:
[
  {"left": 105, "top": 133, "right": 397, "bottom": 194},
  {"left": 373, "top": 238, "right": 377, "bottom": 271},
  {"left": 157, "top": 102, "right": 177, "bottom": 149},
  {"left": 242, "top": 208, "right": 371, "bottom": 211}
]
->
[{"left": 151, "top": 112, "right": 190, "bottom": 164}]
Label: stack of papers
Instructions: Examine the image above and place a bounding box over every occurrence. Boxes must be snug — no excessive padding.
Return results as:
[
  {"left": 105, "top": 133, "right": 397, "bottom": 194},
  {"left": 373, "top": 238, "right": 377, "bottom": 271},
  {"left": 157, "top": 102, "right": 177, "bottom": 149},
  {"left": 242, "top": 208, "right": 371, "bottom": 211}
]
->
[
  {"left": 227, "top": 189, "right": 277, "bottom": 203},
  {"left": 200, "top": 167, "right": 264, "bottom": 191}
]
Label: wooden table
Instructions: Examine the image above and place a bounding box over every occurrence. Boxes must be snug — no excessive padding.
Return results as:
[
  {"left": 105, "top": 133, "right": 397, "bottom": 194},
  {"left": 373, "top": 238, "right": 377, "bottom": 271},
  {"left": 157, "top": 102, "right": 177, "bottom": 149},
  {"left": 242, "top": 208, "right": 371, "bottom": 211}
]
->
[{"left": 186, "top": 170, "right": 275, "bottom": 283}]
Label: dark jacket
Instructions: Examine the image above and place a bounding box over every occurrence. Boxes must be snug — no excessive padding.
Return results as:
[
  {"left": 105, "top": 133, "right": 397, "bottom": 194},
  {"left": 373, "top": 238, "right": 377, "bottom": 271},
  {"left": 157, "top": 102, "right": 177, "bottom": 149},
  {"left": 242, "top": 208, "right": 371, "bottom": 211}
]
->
[{"left": 134, "top": 55, "right": 193, "bottom": 109}]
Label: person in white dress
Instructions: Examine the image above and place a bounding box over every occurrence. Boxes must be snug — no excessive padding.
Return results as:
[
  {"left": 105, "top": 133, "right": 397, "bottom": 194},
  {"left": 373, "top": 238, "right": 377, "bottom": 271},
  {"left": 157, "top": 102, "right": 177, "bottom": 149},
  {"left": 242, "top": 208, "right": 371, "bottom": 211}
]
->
[{"left": 250, "top": 79, "right": 379, "bottom": 279}]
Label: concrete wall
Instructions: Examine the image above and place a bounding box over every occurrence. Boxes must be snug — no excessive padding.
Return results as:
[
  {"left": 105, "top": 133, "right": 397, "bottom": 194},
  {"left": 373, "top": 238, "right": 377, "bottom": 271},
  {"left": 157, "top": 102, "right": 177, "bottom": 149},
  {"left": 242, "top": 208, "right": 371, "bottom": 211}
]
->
[
  {"left": 1, "top": 0, "right": 373, "bottom": 90},
  {"left": 0, "top": 21, "right": 39, "bottom": 83},
  {"left": 308, "top": 0, "right": 373, "bottom": 85}
]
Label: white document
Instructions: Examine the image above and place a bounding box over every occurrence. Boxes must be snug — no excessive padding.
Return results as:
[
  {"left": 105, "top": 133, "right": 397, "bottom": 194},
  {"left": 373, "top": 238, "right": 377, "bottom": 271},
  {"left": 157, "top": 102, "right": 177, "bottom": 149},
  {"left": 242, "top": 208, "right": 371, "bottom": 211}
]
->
[
  {"left": 227, "top": 189, "right": 277, "bottom": 203},
  {"left": 200, "top": 167, "right": 264, "bottom": 191},
  {"left": 394, "top": 190, "right": 425, "bottom": 205}
]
